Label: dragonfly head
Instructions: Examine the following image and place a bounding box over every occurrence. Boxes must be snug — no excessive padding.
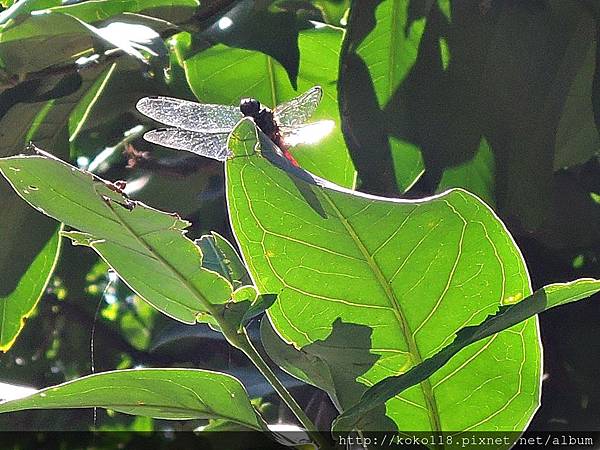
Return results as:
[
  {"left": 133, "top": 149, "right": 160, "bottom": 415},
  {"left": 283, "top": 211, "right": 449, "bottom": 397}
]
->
[{"left": 240, "top": 98, "right": 261, "bottom": 118}]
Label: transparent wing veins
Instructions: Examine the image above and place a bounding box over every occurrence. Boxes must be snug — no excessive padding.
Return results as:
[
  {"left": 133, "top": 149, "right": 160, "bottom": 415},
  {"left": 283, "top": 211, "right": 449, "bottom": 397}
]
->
[
  {"left": 274, "top": 86, "right": 323, "bottom": 127},
  {"left": 143, "top": 128, "right": 231, "bottom": 161},
  {"left": 136, "top": 96, "right": 242, "bottom": 132}
]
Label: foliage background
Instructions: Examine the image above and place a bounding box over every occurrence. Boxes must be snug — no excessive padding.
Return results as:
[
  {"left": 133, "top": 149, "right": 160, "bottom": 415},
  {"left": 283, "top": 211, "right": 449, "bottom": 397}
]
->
[{"left": 0, "top": 0, "right": 598, "bottom": 433}]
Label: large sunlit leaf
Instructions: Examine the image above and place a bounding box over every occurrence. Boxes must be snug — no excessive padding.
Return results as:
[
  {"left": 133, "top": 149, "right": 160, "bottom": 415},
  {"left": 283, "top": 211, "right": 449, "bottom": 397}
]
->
[
  {"left": 226, "top": 118, "right": 541, "bottom": 433},
  {"left": 0, "top": 368, "right": 264, "bottom": 430},
  {"left": 336, "top": 278, "right": 600, "bottom": 429},
  {"left": 180, "top": 24, "right": 356, "bottom": 188},
  {"left": 0, "top": 151, "right": 233, "bottom": 324}
]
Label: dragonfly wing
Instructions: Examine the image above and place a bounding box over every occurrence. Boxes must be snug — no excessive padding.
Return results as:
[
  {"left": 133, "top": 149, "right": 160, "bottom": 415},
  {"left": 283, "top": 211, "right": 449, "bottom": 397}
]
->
[
  {"left": 143, "top": 128, "right": 231, "bottom": 161},
  {"left": 136, "top": 96, "right": 242, "bottom": 132},
  {"left": 280, "top": 120, "right": 335, "bottom": 147},
  {"left": 273, "top": 86, "right": 323, "bottom": 127}
]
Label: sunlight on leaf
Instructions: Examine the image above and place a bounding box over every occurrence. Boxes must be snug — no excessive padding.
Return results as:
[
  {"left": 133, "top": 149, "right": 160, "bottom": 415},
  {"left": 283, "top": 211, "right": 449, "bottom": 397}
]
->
[
  {"left": 0, "top": 368, "right": 264, "bottom": 430},
  {"left": 226, "top": 118, "right": 541, "bottom": 433}
]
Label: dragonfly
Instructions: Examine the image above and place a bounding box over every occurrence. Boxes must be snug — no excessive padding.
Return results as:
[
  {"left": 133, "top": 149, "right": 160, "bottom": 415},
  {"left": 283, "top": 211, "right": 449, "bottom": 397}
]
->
[{"left": 135, "top": 86, "right": 334, "bottom": 167}]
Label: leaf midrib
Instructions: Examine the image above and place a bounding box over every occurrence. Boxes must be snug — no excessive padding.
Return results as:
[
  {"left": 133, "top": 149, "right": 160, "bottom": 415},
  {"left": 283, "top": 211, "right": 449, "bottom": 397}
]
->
[
  {"left": 320, "top": 190, "right": 442, "bottom": 433},
  {"left": 4, "top": 399, "right": 259, "bottom": 430},
  {"left": 100, "top": 195, "right": 223, "bottom": 320},
  {"left": 231, "top": 144, "right": 443, "bottom": 430}
]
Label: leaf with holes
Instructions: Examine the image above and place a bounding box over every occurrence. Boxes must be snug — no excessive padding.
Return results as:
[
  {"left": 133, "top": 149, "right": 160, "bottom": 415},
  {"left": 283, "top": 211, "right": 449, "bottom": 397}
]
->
[
  {"left": 0, "top": 150, "right": 232, "bottom": 325},
  {"left": 226, "top": 118, "right": 541, "bottom": 433}
]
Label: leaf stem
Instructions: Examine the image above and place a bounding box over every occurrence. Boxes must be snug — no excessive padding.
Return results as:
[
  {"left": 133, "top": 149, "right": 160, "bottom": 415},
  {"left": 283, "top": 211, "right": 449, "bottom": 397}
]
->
[{"left": 233, "top": 329, "right": 333, "bottom": 450}]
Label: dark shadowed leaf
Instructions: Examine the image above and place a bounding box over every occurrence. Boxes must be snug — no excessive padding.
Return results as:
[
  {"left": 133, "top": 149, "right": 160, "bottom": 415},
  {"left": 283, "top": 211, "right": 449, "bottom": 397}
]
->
[
  {"left": 0, "top": 66, "right": 105, "bottom": 349},
  {"left": 554, "top": 40, "right": 599, "bottom": 170},
  {"left": 437, "top": 138, "right": 495, "bottom": 207},
  {"left": 0, "top": 13, "right": 93, "bottom": 74},
  {"left": 198, "top": 0, "right": 303, "bottom": 88},
  {"left": 339, "top": 0, "right": 432, "bottom": 194},
  {"left": 340, "top": 0, "right": 599, "bottom": 253},
  {"left": 0, "top": 229, "right": 61, "bottom": 351}
]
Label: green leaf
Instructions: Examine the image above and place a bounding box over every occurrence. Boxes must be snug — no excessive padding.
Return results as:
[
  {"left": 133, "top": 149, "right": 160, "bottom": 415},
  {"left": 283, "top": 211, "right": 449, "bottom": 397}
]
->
[
  {"left": 0, "top": 106, "right": 58, "bottom": 302},
  {"left": 181, "top": 24, "right": 356, "bottom": 188},
  {"left": 271, "top": 0, "right": 349, "bottom": 26},
  {"left": 194, "top": 233, "right": 264, "bottom": 332},
  {"left": 0, "top": 0, "right": 60, "bottom": 26},
  {"left": 69, "top": 63, "right": 118, "bottom": 143},
  {"left": 335, "top": 278, "right": 600, "bottom": 429},
  {"left": 69, "top": 18, "right": 159, "bottom": 65},
  {"left": 339, "top": 0, "right": 431, "bottom": 193},
  {"left": 0, "top": 368, "right": 264, "bottom": 430},
  {"left": 196, "top": 232, "right": 252, "bottom": 289},
  {"left": 64, "top": 62, "right": 166, "bottom": 146},
  {"left": 437, "top": 137, "right": 496, "bottom": 207},
  {"left": 226, "top": 118, "right": 541, "bottom": 432},
  {"left": 0, "top": 66, "right": 104, "bottom": 348},
  {"left": 0, "top": 13, "right": 93, "bottom": 74},
  {"left": 28, "top": 65, "right": 108, "bottom": 151},
  {"left": 554, "top": 39, "right": 599, "bottom": 170},
  {"left": 0, "top": 228, "right": 61, "bottom": 351},
  {"left": 260, "top": 317, "right": 339, "bottom": 399},
  {"left": 0, "top": 151, "right": 232, "bottom": 324},
  {"left": 240, "top": 293, "right": 277, "bottom": 326},
  {"left": 312, "top": 0, "right": 349, "bottom": 25},
  {"left": 39, "top": 0, "right": 199, "bottom": 24},
  {"left": 199, "top": 0, "right": 303, "bottom": 87},
  {"left": 232, "top": 285, "right": 258, "bottom": 304}
]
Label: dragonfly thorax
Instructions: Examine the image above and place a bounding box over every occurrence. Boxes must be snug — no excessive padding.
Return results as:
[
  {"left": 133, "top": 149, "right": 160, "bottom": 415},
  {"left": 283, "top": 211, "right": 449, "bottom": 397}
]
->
[
  {"left": 239, "top": 98, "right": 261, "bottom": 117},
  {"left": 239, "top": 98, "right": 278, "bottom": 137}
]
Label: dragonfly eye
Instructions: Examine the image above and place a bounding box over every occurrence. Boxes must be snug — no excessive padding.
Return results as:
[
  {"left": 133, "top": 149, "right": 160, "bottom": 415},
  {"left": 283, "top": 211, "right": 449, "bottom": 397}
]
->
[{"left": 240, "top": 98, "right": 261, "bottom": 117}]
